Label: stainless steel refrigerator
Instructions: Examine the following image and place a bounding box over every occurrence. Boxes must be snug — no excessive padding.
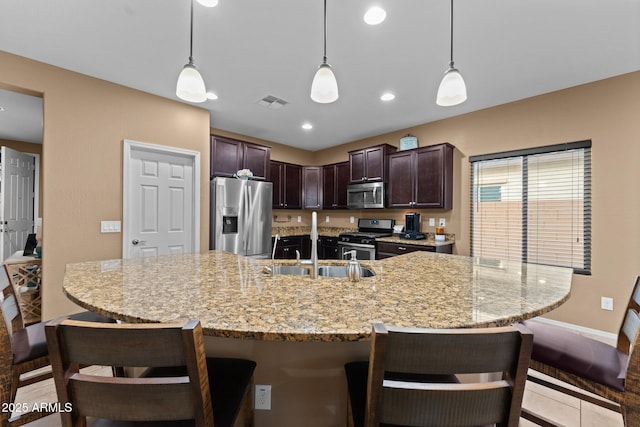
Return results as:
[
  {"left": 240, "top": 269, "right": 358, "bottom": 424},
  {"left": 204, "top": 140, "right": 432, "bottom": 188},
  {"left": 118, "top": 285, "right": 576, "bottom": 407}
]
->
[{"left": 210, "top": 177, "right": 273, "bottom": 258}]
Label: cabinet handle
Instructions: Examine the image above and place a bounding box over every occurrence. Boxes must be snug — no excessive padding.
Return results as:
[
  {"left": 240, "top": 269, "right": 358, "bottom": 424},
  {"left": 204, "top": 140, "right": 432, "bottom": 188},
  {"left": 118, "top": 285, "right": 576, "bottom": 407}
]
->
[{"left": 398, "top": 247, "right": 407, "bottom": 251}]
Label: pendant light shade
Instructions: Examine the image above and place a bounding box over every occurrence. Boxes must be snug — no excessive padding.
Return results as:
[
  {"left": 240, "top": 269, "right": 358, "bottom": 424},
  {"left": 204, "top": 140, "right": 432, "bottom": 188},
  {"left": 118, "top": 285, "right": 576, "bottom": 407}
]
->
[
  {"left": 176, "top": 0, "right": 207, "bottom": 103},
  {"left": 436, "top": 64, "right": 467, "bottom": 106},
  {"left": 311, "top": 62, "right": 339, "bottom": 103},
  {"left": 177, "top": 62, "right": 207, "bottom": 103},
  {"left": 436, "top": 0, "right": 466, "bottom": 107},
  {"left": 310, "top": 0, "right": 338, "bottom": 103}
]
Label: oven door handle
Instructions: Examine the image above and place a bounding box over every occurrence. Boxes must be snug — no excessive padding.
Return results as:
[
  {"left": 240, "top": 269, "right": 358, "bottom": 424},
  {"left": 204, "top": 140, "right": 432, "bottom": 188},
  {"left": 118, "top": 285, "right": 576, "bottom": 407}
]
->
[{"left": 339, "top": 242, "right": 376, "bottom": 249}]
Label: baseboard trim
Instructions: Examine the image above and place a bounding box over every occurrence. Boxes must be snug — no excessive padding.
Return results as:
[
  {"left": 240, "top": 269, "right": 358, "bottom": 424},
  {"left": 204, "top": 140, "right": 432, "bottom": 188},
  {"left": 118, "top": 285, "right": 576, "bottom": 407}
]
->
[{"left": 527, "top": 317, "right": 618, "bottom": 342}]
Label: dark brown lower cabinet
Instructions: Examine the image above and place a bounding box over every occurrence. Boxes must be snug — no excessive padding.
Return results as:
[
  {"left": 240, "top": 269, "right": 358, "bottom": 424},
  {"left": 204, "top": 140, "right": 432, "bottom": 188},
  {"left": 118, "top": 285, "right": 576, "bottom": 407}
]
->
[{"left": 376, "top": 241, "right": 453, "bottom": 259}]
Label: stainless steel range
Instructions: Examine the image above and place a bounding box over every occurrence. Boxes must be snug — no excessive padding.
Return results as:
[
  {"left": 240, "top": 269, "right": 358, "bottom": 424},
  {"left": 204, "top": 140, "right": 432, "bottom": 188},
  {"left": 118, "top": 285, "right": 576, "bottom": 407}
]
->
[{"left": 338, "top": 219, "right": 395, "bottom": 260}]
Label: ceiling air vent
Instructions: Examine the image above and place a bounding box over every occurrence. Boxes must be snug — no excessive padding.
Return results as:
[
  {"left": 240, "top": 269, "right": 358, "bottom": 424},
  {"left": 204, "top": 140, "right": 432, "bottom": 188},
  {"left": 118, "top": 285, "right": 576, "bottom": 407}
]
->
[{"left": 257, "top": 95, "right": 289, "bottom": 109}]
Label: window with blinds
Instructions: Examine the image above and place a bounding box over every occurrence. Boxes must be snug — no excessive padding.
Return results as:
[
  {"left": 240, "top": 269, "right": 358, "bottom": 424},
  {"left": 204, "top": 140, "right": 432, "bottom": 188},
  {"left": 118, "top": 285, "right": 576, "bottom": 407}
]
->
[{"left": 470, "top": 141, "right": 591, "bottom": 274}]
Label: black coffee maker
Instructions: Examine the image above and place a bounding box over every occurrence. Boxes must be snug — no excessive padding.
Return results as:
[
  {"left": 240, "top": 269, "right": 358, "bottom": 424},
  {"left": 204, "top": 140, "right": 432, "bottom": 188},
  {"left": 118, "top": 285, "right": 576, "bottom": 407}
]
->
[{"left": 402, "top": 213, "right": 425, "bottom": 240}]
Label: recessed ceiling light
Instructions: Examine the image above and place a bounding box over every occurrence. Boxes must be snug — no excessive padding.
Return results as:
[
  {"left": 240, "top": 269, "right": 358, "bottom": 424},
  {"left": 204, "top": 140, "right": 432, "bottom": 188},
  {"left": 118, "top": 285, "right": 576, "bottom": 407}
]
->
[
  {"left": 380, "top": 92, "right": 395, "bottom": 101},
  {"left": 206, "top": 92, "right": 218, "bottom": 100},
  {"left": 0, "top": 106, "right": 5, "bottom": 112},
  {"left": 302, "top": 123, "right": 313, "bottom": 130},
  {"left": 364, "top": 6, "right": 386, "bottom": 25}
]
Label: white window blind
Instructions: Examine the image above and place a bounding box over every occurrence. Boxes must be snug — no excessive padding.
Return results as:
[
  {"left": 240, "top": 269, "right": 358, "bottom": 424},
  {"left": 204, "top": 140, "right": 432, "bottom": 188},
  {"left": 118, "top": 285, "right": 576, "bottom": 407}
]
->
[{"left": 470, "top": 141, "right": 591, "bottom": 274}]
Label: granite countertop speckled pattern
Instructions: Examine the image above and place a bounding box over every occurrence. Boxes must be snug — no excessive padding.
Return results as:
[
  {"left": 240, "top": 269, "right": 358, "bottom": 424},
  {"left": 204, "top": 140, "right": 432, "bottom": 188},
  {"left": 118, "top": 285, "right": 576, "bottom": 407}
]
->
[
  {"left": 376, "top": 235, "right": 454, "bottom": 247},
  {"left": 63, "top": 251, "right": 572, "bottom": 342}
]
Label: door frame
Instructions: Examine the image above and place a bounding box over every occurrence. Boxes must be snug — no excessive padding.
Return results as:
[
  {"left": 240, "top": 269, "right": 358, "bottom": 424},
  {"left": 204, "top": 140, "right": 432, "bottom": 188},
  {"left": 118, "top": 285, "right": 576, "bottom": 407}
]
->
[{"left": 122, "top": 139, "right": 200, "bottom": 259}]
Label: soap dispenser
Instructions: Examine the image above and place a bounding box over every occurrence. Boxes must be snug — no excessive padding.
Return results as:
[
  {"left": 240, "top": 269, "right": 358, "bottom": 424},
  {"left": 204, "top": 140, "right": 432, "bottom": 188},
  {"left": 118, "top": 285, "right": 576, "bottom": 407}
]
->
[{"left": 347, "top": 250, "right": 362, "bottom": 282}]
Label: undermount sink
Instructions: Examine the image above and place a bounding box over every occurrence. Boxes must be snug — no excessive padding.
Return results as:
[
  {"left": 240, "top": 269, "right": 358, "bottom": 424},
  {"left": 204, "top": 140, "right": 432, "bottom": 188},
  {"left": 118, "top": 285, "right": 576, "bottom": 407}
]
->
[
  {"left": 266, "top": 264, "right": 375, "bottom": 278},
  {"left": 268, "top": 265, "right": 310, "bottom": 276},
  {"left": 317, "top": 266, "right": 376, "bottom": 278}
]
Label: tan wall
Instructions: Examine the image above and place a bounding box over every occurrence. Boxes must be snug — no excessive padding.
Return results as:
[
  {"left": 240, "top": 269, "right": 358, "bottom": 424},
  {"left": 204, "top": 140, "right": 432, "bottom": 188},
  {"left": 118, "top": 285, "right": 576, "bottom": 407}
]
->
[{"left": 0, "top": 51, "right": 211, "bottom": 319}]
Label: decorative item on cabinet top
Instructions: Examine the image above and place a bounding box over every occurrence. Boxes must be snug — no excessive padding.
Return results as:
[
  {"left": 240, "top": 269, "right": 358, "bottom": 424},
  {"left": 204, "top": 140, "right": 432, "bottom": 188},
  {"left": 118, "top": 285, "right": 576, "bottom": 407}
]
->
[{"left": 399, "top": 134, "right": 419, "bottom": 151}]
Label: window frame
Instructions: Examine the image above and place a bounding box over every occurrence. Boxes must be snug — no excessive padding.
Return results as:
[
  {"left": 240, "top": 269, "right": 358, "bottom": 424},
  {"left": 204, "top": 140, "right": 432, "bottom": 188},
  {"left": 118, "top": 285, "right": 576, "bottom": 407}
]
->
[{"left": 470, "top": 140, "right": 592, "bottom": 275}]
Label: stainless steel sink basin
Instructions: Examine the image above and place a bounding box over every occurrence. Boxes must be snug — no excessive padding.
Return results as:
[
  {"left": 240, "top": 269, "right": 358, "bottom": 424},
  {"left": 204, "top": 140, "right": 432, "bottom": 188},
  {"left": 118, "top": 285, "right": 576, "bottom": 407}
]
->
[
  {"left": 317, "top": 266, "right": 376, "bottom": 278},
  {"left": 267, "top": 265, "right": 310, "bottom": 276}
]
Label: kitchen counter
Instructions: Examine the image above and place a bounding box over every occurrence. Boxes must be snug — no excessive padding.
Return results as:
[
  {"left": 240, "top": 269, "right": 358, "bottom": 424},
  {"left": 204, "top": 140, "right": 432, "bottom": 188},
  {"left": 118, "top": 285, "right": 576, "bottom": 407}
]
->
[
  {"left": 376, "top": 234, "right": 455, "bottom": 247},
  {"left": 63, "top": 250, "right": 571, "bottom": 342}
]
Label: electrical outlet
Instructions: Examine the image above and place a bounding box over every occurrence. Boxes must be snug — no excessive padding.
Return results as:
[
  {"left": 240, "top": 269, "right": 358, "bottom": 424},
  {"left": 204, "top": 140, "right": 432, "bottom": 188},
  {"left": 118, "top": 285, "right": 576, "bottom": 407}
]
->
[
  {"left": 438, "top": 218, "right": 446, "bottom": 227},
  {"left": 429, "top": 218, "right": 435, "bottom": 227},
  {"left": 255, "top": 384, "right": 271, "bottom": 410},
  {"left": 325, "top": 215, "right": 330, "bottom": 223},
  {"left": 297, "top": 216, "right": 301, "bottom": 223},
  {"left": 601, "top": 297, "right": 614, "bottom": 311},
  {"left": 350, "top": 216, "right": 355, "bottom": 224}
]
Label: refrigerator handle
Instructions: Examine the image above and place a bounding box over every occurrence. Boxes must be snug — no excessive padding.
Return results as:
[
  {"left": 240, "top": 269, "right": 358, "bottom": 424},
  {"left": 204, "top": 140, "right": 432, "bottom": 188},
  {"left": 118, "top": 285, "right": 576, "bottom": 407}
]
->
[{"left": 243, "top": 184, "right": 257, "bottom": 253}]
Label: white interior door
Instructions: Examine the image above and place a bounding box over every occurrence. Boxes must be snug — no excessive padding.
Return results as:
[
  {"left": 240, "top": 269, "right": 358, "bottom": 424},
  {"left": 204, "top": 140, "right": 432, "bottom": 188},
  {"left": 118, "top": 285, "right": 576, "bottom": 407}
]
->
[
  {"left": 123, "top": 140, "right": 200, "bottom": 259},
  {"left": 0, "top": 146, "right": 36, "bottom": 262}
]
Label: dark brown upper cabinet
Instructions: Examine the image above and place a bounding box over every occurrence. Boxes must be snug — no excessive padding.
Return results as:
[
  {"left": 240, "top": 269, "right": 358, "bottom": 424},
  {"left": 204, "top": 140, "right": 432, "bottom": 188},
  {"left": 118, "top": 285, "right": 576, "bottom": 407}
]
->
[
  {"left": 388, "top": 143, "right": 454, "bottom": 209},
  {"left": 348, "top": 144, "right": 397, "bottom": 183},
  {"left": 270, "top": 161, "right": 302, "bottom": 209},
  {"left": 210, "top": 135, "right": 270, "bottom": 180},
  {"left": 302, "top": 166, "right": 323, "bottom": 210},
  {"left": 322, "top": 161, "right": 349, "bottom": 209}
]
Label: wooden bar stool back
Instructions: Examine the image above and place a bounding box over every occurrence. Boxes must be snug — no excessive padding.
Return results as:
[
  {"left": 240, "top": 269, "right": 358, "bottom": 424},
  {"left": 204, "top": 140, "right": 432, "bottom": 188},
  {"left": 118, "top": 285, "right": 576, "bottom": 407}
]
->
[
  {"left": 45, "top": 318, "right": 214, "bottom": 427},
  {"left": 345, "top": 322, "right": 533, "bottom": 427}
]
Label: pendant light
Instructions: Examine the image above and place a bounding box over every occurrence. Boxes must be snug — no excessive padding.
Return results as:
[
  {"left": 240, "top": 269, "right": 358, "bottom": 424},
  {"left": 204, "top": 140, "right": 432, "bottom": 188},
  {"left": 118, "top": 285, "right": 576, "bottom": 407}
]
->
[
  {"left": 310, "top": 0, "right": 339, "bottom": 104},
  {"left": 436, "top": 0, "right": 467, "bottom": 107},
  {"left": 176, "top": 0, "right": 207, "bottom": 103}
]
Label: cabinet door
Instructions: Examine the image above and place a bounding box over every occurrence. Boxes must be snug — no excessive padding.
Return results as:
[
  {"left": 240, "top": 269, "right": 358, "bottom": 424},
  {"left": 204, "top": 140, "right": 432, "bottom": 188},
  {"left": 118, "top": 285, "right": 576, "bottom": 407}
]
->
[
  {"left": 270, "top": 161, "right": 284, "bottom": 208},
  {"left": 210, "top": 136, "right": 242, "bottom": 179},
  {"left": 243, "top": 142, "right": 270, "bottom": 181},
  {"left": 334, "top": 162, "right": 350, "bottom": 208},
  {"left": 387, "top": 151, "right": 415, "bottom": 208},
  {"left": 414, "top": 144, "right": 453, "bottom": 209},
  {"left": 303, "top": 167, "right": 323, "bottom": 209},
  {"left": 364, "top": 146, "right": 385, "bottom": 181},
  {"left": 322, "top": 165, "right": 336, "bottom": 209},
  {"left": 349, "top": 150, "right": 366, "bottom": 183},
  {"left": 322, "top": 162, "right": 349, "bottom": 209},
  {"left": 283, "top": 163, "right": 302, "bottom": 209}
]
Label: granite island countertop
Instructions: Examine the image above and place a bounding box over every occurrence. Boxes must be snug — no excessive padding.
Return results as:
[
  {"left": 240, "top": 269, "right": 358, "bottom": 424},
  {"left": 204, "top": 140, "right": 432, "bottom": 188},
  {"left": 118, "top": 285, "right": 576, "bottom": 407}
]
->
[{"left": 63, "top": 251, "right": 571, "bottom": 342}]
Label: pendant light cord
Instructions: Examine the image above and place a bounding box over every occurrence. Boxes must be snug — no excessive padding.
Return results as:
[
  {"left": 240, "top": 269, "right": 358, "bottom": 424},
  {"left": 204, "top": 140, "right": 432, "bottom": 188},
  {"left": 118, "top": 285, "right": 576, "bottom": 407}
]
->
[
  {"left": 189, "top": 0, "right": 195, "bottom": 64},
  {"left": 449, "top": 0, "right": 454, "bottom": 67},
  {"left": 322, "top": 0, "right": 327, "bottom": 64}
]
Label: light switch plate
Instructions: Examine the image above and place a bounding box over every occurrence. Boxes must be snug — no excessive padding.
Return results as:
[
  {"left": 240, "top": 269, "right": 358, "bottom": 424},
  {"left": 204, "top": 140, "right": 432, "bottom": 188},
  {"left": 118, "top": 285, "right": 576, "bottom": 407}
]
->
[
  {"left": 325, "top": 215, "right": 330, "bottom": 223},
  {"left": 101, "top": 221, "right": 121, "bottom": 233},
  {"left": 297, "top": 216, "right": 302, "bottom": 223},
  {"left": 350, "top": 216, "right": 355, "bottom": 224}
]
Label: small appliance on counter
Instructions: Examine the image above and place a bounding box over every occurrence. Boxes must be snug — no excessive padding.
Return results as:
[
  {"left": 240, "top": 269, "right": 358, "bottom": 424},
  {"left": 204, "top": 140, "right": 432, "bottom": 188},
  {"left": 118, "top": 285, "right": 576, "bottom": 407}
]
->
[{"left": 401, "top": 212, "right": 425, "bottom": 240}]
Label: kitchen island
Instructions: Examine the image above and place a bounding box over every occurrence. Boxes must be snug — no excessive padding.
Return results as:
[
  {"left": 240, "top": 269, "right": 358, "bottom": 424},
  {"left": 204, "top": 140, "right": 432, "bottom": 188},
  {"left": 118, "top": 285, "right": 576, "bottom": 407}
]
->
[{"left": 63, "top": 250, "right": 572, "bottom": 426}]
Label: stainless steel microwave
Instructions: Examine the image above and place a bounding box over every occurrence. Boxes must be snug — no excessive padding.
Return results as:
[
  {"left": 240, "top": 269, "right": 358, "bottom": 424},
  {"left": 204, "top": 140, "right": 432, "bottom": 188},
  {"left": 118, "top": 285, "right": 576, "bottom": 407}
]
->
[{"left": 347, "top": 182, "right": 386, "bottom": 209}]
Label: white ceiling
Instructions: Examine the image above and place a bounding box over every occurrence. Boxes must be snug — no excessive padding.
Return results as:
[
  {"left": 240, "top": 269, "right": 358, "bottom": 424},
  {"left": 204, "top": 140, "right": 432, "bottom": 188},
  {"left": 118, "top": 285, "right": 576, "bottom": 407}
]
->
[{"left": 0, "top": 0, "right": 639, "bottom": 150}]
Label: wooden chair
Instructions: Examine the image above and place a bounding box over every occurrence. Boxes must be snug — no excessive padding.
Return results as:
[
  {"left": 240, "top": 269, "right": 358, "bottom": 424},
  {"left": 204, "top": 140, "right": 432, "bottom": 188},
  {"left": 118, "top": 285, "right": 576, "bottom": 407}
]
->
[
  {"left": 344, "top": 322, "right": 533, "bottom": 427},
  {"left": 0, "top": 266, "right": 52, "bottom": 426},
  {"left": 521, "top": 275, "right": 640, "bottom": 426},
  {"left": 45, "top": 317, "right": 256, "bottom": 427},
  {"left": 1, "top": 274, "right": 119, "bottom": 427},
  {"left": 4, "top": 260, "right": 43, "bottom": 325}
]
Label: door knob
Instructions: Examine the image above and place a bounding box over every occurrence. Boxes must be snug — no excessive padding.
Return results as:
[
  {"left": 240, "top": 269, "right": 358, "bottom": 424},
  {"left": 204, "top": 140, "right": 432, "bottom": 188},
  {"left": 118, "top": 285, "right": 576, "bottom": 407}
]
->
[{"left": 132, "top": 239, "right": 146, "bottom": 245}]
